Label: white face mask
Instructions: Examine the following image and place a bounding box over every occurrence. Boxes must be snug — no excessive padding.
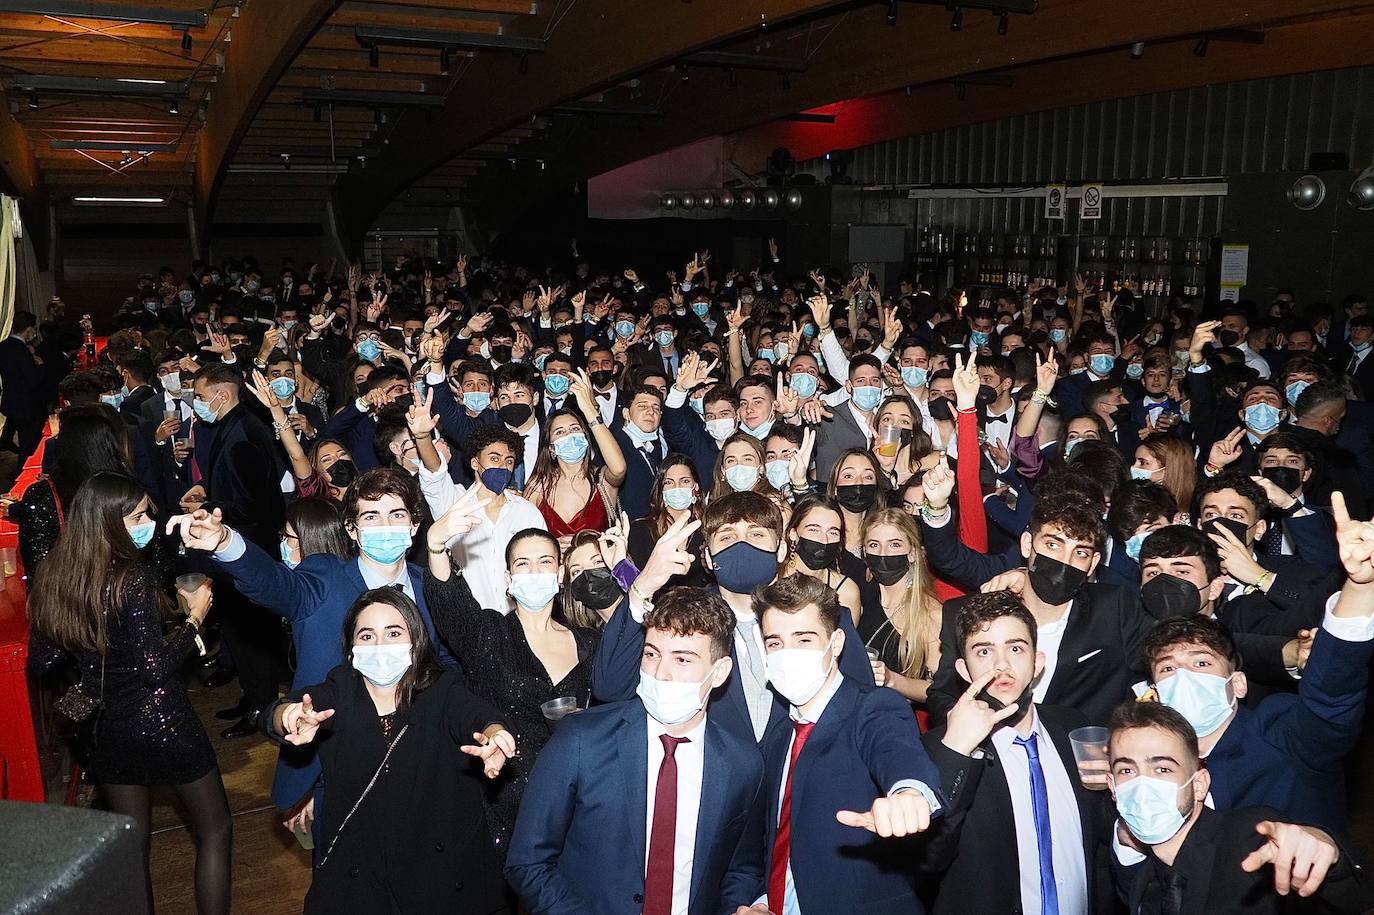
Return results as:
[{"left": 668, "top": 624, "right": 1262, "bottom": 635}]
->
[
  {"left": 636, "top": 664, "right": 716, "bottom": 726},
  {"left": 704, "top": 417, "right": 736, "bottom": 443},
  {"left": 766, "top": 636, "right": 837, "bottom": 706},
  {"left": 160, "top": 371, "right": 182, "bottom": 394},
  {"left": 1114, "top": 772, "right": 1196, "bottom": 845},
  {"left": 352, "top": 643, "right": 412, "bottom": 687}
]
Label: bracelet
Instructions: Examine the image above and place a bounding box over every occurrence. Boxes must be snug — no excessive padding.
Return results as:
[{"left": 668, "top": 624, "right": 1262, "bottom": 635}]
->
[
  {"left": 790, "top": 481, "right": 810, "bottom": 494},
  {"left": 214, "top": 527, "right": 230, "bottom": 550},
  {"left": 1203, "top": 462, "right": 1221, "bottom": 476},
  {"left": 920, "top": 503, "right": 950, "bottom": 521},
  {"left": 1031, "top": 389, "right": 1055, "bottom": 406},
  {"left": 629, "top": 582, "right": 654, "bottom": 609},
  {"left": 272, "top": 421, "right": 288, "bottom": 436},
  {"left": 427, "top": 543, "right": 449, "bottom": 555}
]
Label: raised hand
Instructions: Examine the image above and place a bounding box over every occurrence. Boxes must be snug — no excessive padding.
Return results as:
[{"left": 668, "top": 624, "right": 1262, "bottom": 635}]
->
[
  {"left": 983, "top": 438, "right": 1011, "bottom": 473},
  {"left": 423, "top": 309, "right": 452, "bottom": 335},
  {"left": 246, "top": 369, "right": 277, "bottom": 411},
  {"left": 768, "top": 237, "right": 779, "bottom": 259},
  {"left": 637, "top": 512, "right": 702, "bottom": 596},
  {"left": 836, "top": 790, "right": 932, "bottom": 837},
  {"left": 308, "top": 312, "right": 331, "bottom": 334},
  {"left": 808, "top": 269, "right": 826, "bottom": 292},
  {"left": 808, "top": 294, "right": 832, "bottom": 333},
  {"left": 921, "top": 455, "right": 955, "bottom": 511},
  {"left": 461, "top": 728, "right": 517, "bottom": 778},
  {"left": 1239, "top": 821, "right": 1340, "bottom": 897},
  {"left": 168, "top": 506, "right": 226, "bottom": 551},
  {"left": 788, "top": 426, "right": 816, "bottom": 487},
  {"left": 1034, "top": 352, "right": 1059, "bottom": 394},
  {"left": 1190, "top": 319, "right": 1221, "bottom": 358},
  {"left": 281, "top": 693, "right": 335, "bottom": 746},
  {"left": 775, "top": 373, "right": 800, "bottom": 419},
  {"left": 427, "top": 486, "right": 493, "bottom": 552},
  {"left": 725, "top": 305, "right": 748, "bottom": 335},
  {"left": 1207, "top": 520, "right": 1266, "bottom": 587},
  {"left": 1251, "top": 474, "right": 1298, "bottom": 512},
  {"left": 597, "top": 512, "right": 630, "bottom": 569},
  {"left": 979, "top": 567, "right": 1029, "bottom": 597},
  {"left": 881, "top": 306, "right": 902, "bottom": 350},
  {"left": 623, "top": 268, "right": 640, "bottom": 285},
  {"left": 1207, "top": 427, "right": 1247, "bottom": 469},
  {"left": 800, "top": 398, "right": 832, "bottom": 425},
  {"left": 205, "top": 331, "right": 232, "bottom": 356},
  {"left": 951, "top": 351, "right": 980, "bottom": 411},
  {"left": 942, "top": 667, "right": 1023, "bottom": 755},
  {"left": 1331, "top": 492, "right": 1374, "bottom": 585},
  {"left": 406, "top": 387, "right": 439, "bottom": 437}
]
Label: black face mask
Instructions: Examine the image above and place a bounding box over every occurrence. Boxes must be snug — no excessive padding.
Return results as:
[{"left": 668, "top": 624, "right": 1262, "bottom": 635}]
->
[
  {"left": 498, "top": 403, "right": 533, "bottom": 427},
  {"left": 1261, "top": 466, "right": 1303, "bottom": 495},
  {"left": 865, "top": 552, "right": 911, "bottom": 586},
  {"left": 570, "top": 567, "right": 622, "bottom": 610},
  {"left": 589, "top": 369, "right": 615, "bottom": 389},
  {"left": 976, "top": 682, "right": 1034, "bottom": 722},
  {"left": 1217, "top": 329, "right": 1240, "bottom": 347},
  {"left": 975, "top": 384, "right": 999, "bottom": 407},
  {"left": 489, "top": 344, "right": 513, "bottom": 364},
  {"left": 1026, "top": 552, "right": 1088, "bottom": 605},
  {"left": 928, "top": 396, "right": 954, "bottom": 421},
  {"left": 1201, "top": 516, "right": 1251, "bottom": 546},
  {"left": 835, "top": 483, "right": 878, "bottom": 514},
  {"left": 794, "top": 536, "right": 841, "bottom": 571},
  {"left": 1141, "top": 573, "right": 1204, "bottom": 620},
  {"left": 327, "top": 458, "right": 356, "bottom": 489}
]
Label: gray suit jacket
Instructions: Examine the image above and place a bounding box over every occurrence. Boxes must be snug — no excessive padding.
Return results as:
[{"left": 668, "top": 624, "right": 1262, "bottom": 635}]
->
[{"left": 813, "top": 402, "right": 869, "bottom": 482}]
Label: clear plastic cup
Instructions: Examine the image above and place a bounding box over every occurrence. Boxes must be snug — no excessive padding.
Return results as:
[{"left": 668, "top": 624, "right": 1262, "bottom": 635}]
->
[
  {"left": 876, "top": 424, "right": 902, "bottom": 458},
  {"left": 1069, "top": 726, "right": 1110, "bottom": 790}
]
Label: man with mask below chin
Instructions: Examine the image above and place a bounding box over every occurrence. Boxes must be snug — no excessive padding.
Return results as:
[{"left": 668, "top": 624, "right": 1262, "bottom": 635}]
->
[
  {"left": 1107, "top": 702, "right": 1369, "bottom": 914},
  {"left": 926, "top": 494, "right": 1153, "bottom": 729},
  {"left": 592, "top": 491, "right": 872, "bottom": 748},
  {"left": 744, "top": 573, "right": 942, "bottom": 915},
  {"left": 506, "top": 588, "right": 767, "bottom": 915}
]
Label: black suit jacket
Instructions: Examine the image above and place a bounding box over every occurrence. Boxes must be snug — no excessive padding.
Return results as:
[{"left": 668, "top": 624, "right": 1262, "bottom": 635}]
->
[
  {"left": 190, "top": 404, "right": 284, "bottom": 547},
  {"left": 928, "top": 583, "right": 1153, "bottom": 728},
  {"left": 0, "top": 335, "right": 42, "bottom": 419},
  {"left": 1126, "top": 805, "right": 1369, "bottom": 915},
  {"left": 919, "top": 704, "right": 1116, "bottom": 914}
]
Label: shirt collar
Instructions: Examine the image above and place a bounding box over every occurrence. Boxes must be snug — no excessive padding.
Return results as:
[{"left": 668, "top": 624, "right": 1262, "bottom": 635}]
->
[
  {"left": 990, "top": 706, "right": 1044, "bottom": 753},
  {"left": 358, "top": 557, "right": 411, "bottom": 591},
  {"left": 647, "top": 713, "right": 708, "bottom": 743},
  {"left": 790, "top": 669, "right": 843, "bottom": 724}
]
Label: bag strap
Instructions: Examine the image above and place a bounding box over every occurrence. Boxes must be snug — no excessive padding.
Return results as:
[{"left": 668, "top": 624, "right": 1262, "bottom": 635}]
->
[{"left": 316, "top": 723, "right": 409, "bottom": 868}]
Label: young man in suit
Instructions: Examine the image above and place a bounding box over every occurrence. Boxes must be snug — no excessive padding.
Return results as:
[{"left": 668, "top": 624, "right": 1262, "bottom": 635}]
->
[
  {"left": 745, "top": 573, "right": 942, "bottom": 915},
  {"left": 610, "top": 383, "right": 669, "bottom": 522},
  {"left": 920, "top": 591, "right": 1109, "bottom": 915},
  {"left": 177, "top": 468, "right": 465, "bottom": 818},
  {"left": 660, "top": 352, "right": 731, "bottom": 486},
  {"left": 507, "top": 587, "right": 766, "bottom": 915},
  {"left": 926, "top": 492, "right": 1153, "bottom": 727},
  {"left": 592, "top": 491, "right": 871, "bottom": 747},
  {"left": 113, "top": 350, "right": 158, "bottom": 423},
  {"left": 1108, "top": 702, "right": 1368, "bottom": 914},
  {"left": 0, "top": 310, "right": 47, "bottom": 462},
  {"left": 1327, "top": 314, "right": 1373, "bottom": 399}
]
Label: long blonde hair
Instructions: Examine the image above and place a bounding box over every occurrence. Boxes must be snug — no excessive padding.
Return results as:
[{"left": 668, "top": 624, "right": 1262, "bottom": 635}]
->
[{"left": 860, "top": 508, "right": 938, "bottom": 679}]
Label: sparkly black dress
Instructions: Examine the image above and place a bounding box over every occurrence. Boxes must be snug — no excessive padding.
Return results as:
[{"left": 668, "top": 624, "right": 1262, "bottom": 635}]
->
[
  {"left": 28, "top": 569, "right": 217, "bottom": 786},
  {"left": 424, "top": 571, "right": 598, "bottom": 858},
  {"left": 10, "top": 477, "right": 61, "bottom": 576}
]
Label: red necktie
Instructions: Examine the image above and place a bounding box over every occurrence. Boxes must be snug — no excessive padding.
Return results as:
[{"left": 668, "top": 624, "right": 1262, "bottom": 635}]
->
[
  {"left": 188, "top": 421, "right": 201, "bottom": 484},
  {"left": 768, "top": 721, "right": 815, "bottom": 914},
  {"left": 644, "top": 734, "right": 689, "bottom": 915}
]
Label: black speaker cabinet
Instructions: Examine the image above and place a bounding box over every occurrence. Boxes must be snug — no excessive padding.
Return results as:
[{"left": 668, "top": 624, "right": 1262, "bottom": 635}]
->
[{"left": 0, "top": 801, "right": 151, "bottom": 914}]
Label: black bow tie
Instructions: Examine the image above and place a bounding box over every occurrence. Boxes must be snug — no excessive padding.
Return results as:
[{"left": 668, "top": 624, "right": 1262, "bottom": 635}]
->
[
  {"left": 984, "top": 413, "right": 1009, "bottom": 425},
  {"left": 596, "top": 391, "right": 613, "bottom": 400}
]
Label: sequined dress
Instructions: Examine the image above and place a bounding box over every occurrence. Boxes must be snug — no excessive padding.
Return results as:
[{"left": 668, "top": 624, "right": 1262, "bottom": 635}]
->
[
  {"left": 424, "top": 571, "right": 598, "bottom": 858},
  {"left": 28, "top": 569, "right": 217, "bottom": 786}
]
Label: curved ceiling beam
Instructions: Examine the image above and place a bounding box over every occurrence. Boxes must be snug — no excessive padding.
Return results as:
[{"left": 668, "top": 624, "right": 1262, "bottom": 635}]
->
[
  {"left": 332, "top": 0, "right": 851, "bottom": 243},
  {"left": 0, "top": 94, "right": 40, "bottom": 201},
  {"left": 193, "top": 0, "right": 337, "bottom": 219}
]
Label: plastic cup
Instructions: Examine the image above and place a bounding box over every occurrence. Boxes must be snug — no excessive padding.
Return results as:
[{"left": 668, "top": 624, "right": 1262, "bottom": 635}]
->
[
  {"left": 866, "top": 648, "right": 880, "bottom": 662},
  {"left": 541, "top": 696, "right": 579, "bottom": 727},
  {"left": 876, "top": 424, "right": 902, "bottom": 458},
  {"left": 176, "top": 573, "right": 208, "bottom": 594},
  {"left": 0, "top": 548, "right": 16, "bottom": 577},
  {"left": 1068, "top": 726, "right": 1110, "bottom": 790}
]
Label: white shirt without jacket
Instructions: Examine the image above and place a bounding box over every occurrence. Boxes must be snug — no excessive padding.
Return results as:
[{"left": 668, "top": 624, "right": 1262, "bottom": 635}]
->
[{"left": 438, "top": 478, "right": 547, "bottom": 614}]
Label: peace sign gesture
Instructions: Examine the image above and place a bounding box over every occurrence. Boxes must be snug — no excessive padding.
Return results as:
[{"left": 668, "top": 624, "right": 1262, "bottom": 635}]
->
[
  {"left": 1207, "top": 426, "right": 1247, "bottom": 470},
  {"left": 427, "top": 485, "right": 494, "bottom": 552},
  {"left": 775, "top": 372, "right": 800, "bottom": 419},
  {"left": 637, "top": 511, "right": 702, "bottom": 597},
  {"left": 406, "top": 386, "right": 439, "bottom": 437},
  {"left": 280, "top": 693, "right": 336, "bottom": 746},
  {"left": 788, "top": 426, "right": 816, "bottom": 487},
  {"left": 881, "top": 306, "right": 903, "bottom": 350},
  {"left": 598, "top": 511, "right": 630, "bottom": 569},
  {"left": 1034, "top": 351, "right": 1059, "bottom": 394},
  {"left": 951, "top": 351, "right": 980, "bottom": 411}
]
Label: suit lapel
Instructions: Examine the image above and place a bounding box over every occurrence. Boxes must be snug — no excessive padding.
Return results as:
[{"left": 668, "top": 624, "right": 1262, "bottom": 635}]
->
[
  {"left": 617, "top": 706, "right": 650, "bottom": 870},
  {"left": 790, "top": 679, "right": 856, "bottom": 814},
  {"left": 1044, "top": 598, "right": 1087, "bottom": 704},
  {"left": 1176, "top": 811, "right": 1220, "bottom": 915},
  {"left": 690, "top": 718, "right": 731, "bottom": 903}
]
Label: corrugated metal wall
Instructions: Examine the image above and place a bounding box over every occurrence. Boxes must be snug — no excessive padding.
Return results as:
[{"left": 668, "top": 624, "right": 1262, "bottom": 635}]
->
[{"left": 798, "top": 66, "right": 1374, "bottom": 238}]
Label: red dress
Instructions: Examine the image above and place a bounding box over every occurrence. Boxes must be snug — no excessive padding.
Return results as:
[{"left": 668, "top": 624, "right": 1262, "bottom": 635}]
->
[{"left": 536, "top": 484, "right": 610, "bottom": 539}]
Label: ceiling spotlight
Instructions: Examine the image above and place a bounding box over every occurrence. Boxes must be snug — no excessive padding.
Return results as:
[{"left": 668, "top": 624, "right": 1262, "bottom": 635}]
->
[
  {"left": 1193, "top": 37, "right": 1209, "bottom": 57},
  {"left": 1131, "top": 42, "right": 1145, "bottom": 59},
  {"left": 998, "top": 12, "right": 1008, "bottom": 35},
  {"left": 181, "top": 30, "right": 192, "bottom": 51},
  {"left": 677, "top": 63, "right": 689, "bottom": 82},
  {"left": 784, "top": 189, "right": 803, "bottom": 210},
  {"left": 661, "top": 193, "right": 678, "bottom": 211},
  {"left": 700, "top": 192, "right": 717, "bottom": 210},
  {"left": 369, "top": 44, "right": 380, "bottom": 67},
  {"left": 738, "top": 189, "right": 756, "bottom": 209},
  {"left": 950, "top": 7, "right": 962, "bottom": 31},
  {"left": 1288, "top": 174, "right": 1326, "bottom": 210},
  {"left": 168, "top": 99, "right": 179, "bottom": 115},
  {"left": 679, "top": 192, "right": 697, "bottom": 209},
  {"left": 719, "top": 189, "right": 735, "bottom": 208},
  {"left": 539, "top": 159, "right": 546, "bottom": 170},
  {"left": 439, "top": 48, "right": 451, "bottom": 75},
  {"left": 886, "top": 0, "right": 897, "bottom": 26},
  {"left": 761, "top": 189, "right": 780, "bottom": 210},
  {"left": 27, "top": 93, "right": 38, "bottom": 109},
  {"left": 1349, "top": 169, "right": 1374, "bottom": 210}
]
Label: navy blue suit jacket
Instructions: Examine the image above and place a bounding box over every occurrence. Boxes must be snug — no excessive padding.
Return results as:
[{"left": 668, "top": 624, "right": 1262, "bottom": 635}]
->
[
  {"left": 611, "top": 426, "right": 664, "bottom": 523},
  {"left": 1203, "top": 624, "right": 1373, "bottom": 835},
  {"left": 660, "top": 401, "right": 720, "bottom": 486},
  {"left": 759, "top": 676, "right": 943, "bottom": 914},
  {"left": 216, "top": 537, "right": 453, "bottom": 809},
  {"left": 319, "top": 401, "right": 379, "bottom": 472},
  {"left": 591, "top": 589, "right": 873, "bottom": 747},
  {"left": 505, "top": 699, "right": 767, "bottom": 915}
]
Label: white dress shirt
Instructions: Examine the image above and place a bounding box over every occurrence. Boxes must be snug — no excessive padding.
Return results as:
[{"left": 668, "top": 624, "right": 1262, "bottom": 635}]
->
[
  {"left": 982, "top": 403, "right": 1014, "bottom": 451},
  {"left": 513, "top": 419, "right": 541, "bottom": 483},
  {"left": 1031, "top": 612, "right": 1069, "bottom": 703},
  {"left": 644, "top": 715, "right": 707, "bottom": 915},
  {"left": 846, "top": 401, "right": 874, "bottom": 448},
  {"left": 358, "top": 556, "right": 415, "bottom": 601},
  {"left": 447, "top": 482, "right": 548, "bottom": 614},
  {"left": 990, "top": 710, "right": 1090, "bottom": 915},
  {"left": 1236, "top": 341, "right": 1272, "bottom": 378},
  {"left": 597, "top": 386, "right": 621, "bottom": 427}
]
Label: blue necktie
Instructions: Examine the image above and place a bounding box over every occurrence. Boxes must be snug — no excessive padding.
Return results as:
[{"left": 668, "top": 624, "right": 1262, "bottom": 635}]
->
[{"left": 1014, "top": 733, "right": 1060, "bottom": 915}]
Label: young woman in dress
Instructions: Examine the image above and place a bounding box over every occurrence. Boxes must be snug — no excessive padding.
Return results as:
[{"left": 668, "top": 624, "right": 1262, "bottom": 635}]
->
[{"left": 858, "top": 507, "right": 944, "bottom": 704}]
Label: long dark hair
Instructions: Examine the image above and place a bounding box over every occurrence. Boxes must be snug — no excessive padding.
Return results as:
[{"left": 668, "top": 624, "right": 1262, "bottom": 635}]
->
[
  {"left": 51, "top": 404, "right": 133, "bottom": 509},
  {"left": 648, "top": 453, "right": 702, "bottom": 539},
  {"left": 524, "top": 407, "right": 596, "bottom": 505},
  {"left": 785, "top": 494, "right": 849, "bottom": 574},
  {"left": 827, "top": 447, "right": 890, "bottom": 510},
  {"left": 342, "top": 587, "right": 440, "bottom": 710},
  {"left": 29, "top": 471, "right": 151, "bottom": 654},
  {"left": 285, "top": 498, "right": 350, "bottom": 560}
]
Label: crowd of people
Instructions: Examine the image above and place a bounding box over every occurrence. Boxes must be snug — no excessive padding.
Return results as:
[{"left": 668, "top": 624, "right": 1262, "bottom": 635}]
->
[{"left": 11, "top": 246, "right": 1374, "bottom": 914}]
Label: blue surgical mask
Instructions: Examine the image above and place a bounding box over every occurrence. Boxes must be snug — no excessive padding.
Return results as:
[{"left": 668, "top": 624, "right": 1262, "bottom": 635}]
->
[
  {"left": 128, "top": 520, "right": 155, "bottom": 549},
  {"left": 1125, "top": 530, "right": 1148, "bottom": 561},
  {"left": 1064, "top": 437, "right": 1082, "bottom": 455},
  {"left": 178, "top": 289, "right": 195, "bottom": 304},
  {"left": 1243, "top": 402, "right": 1281, "bottom": 434},
  {"left": 101, "top": 392, "right": 125, "bottom": 409},
  {"left": 757, "top": 348, "right": 775, "bottom": 364},
  {"left": 509, "top": 571, "right": 560, "bottom": 610},
  {"left": 193, "top": 396, "right": 219, "bottom": 423},
  {"left": 544, "top": 373, "right": 570, "bottom": 397},
  {"left": 1049, "top": 328, "right": 1068, "bottom": 344},
  {"left": 1156, "top": 668, "right": 1235, "bottom": 737},
  {"left": 655, "top": 330, "right": 675, "bottom": 347},
  {"left": 357, "top": 339, "right": 382, "bottom": 362},
  {"left": 357, "top": 525, "right": 412, "bottom": 564},
  {"left": 269, "top": 377, "right": 297, "bottom": 400},
  {"left": 352, "top": 643, "right": 412, "bottom": 688},
  {"left": 692, "top": 301, "right": 710, "bottom": 317},
  {"left": 741, "top": 417, "right": 773, "bottom": 440},
  {"left": 901, "top": 366, "right": 928, "bottom": 388},
  {"left": 663, "top": 486, "right": 695, "bottom": 511},
  {"left": 852, "top": 385, "right": 883, "bottom": 411},
  {"left": 615, "top": 320, "right": 636, "bottom": 339},
  {"left": 280, "top": 540, "right": 298, "bottom": 569},
  {"left": 1130, "top": 466, "right": 1158, "bottom": 481},
  {"left": 765, "top": 460, "right": 791, "bottom": 490},
  {"left": 1089, "top": 354, "right": 1116, "bottom": 376},
  {"left": 789, "top": 373, "right": 819, "bottom": 399},
  {"left": 1355, "top": 340, "right": 1372, "bottom": 353},
  {"left": 802, "top": 323, "right": 817, "bottom": 338},
  {"left": 971, "top": 330, "right": 990, "bottom": 347},
  {"left": 1126, "top": 363, "right": 1145, "bottom": 379},
  {"left": 534, "top": 354, "right": 548, "bottom": 372},
  {"left": 724, "top": 464, "right": 760, "bottom": 492},
  {"left": 1114, "top": 772, "right": 1195, "bottom": 845},
  {"left": 553, "top": 432, "right": 589, "bottom": 463},
  {"left": 463, "top": 391, "right": 492, "bottom": 413},
  {"left": 689, "top": 397, "right": 705, "bottom": 416},
  {"left": 1285, "top": 380, "right": 1311, "bottom": 406},
  {"left": 160, "top": 372, "right": 182, "bottom": 395}
]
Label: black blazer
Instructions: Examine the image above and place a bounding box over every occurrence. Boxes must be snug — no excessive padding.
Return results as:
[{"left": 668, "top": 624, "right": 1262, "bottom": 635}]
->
[
  {"left": 1125, "top": 805, "right": 1369, "bottom": 915},
  {"left": 918, "top": 704, "right": 1116, "bottom": 915},
  {"left": 269, "top": 665, "right": 509, "bottom": 915},
  {"left": 189, "top": 403, "right": 284, "bottom": 547},
  {"left": 927, "top": 583, "right": 1153, "bottom": 728},
  {"left": 0, "top": 335, "right": 42, "bottom": 419}
]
